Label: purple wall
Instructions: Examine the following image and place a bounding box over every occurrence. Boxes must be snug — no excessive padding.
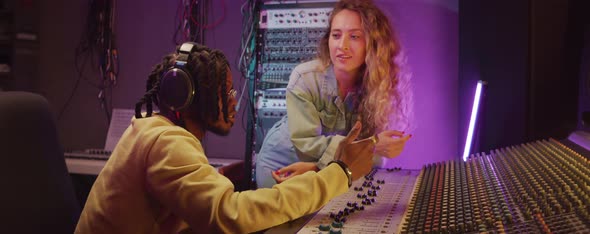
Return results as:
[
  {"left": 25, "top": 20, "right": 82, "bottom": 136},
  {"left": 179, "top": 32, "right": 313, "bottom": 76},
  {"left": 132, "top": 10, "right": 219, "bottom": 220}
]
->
[
  {"left": 38, "top": 0, "right": 458, "bottom": 169},
  {"left": 38, "top": 0, "right": 246, "bottom": 158},
  {"left": 378, "top": 0, "right": 459, "bottom": 169}
]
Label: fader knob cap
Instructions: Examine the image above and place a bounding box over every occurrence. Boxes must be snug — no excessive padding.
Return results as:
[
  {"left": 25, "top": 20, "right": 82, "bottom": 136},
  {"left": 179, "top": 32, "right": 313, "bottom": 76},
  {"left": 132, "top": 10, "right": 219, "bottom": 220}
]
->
[
  {"left": 318, "top": 224, "right": 330, "bottom": 231},
  {"left": 331, "top": 221, "right": 343, "bottom": 228}
]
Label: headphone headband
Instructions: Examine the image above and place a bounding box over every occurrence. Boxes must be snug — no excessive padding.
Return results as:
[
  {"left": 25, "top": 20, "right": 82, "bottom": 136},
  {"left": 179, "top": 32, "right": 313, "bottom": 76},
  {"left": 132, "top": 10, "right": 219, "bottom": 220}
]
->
[{"left": 157, "top": 42, "right": 199, "bottom": 112}]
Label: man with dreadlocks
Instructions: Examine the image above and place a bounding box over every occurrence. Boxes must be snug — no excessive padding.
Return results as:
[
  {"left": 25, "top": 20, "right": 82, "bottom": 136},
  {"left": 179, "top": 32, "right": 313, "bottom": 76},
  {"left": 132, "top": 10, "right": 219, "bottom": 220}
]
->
[{"left": 75, "top": 42, "right": 376, "bottom": 233}]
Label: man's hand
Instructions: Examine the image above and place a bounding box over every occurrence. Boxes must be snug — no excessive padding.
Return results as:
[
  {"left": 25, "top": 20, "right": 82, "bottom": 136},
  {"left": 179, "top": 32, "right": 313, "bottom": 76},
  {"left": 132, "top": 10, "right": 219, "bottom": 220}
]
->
[
  {"left": 334, "top": 121, "right": 375, "bottom": 181},
  {"left": 271, "top": 162, "right": 319, "bottom": 184}
]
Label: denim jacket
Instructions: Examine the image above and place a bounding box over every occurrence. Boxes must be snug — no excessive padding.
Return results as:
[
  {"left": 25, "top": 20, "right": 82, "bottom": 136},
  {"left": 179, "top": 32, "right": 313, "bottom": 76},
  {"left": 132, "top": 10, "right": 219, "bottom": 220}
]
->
[{"left": 258, "top": 60, "right": 359, "bottom": 171}]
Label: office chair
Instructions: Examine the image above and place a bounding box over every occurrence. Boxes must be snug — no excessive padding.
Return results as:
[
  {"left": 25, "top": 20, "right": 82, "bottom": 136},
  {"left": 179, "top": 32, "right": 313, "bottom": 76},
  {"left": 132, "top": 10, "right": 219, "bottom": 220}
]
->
[{"left": 0, "top": 91, "right": 80, "bottom": 233}]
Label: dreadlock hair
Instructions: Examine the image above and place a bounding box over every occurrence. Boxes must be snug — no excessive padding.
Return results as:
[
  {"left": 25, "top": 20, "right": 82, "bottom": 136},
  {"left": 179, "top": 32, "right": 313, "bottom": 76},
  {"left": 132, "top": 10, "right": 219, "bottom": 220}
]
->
[{"left": 135, "top": 43, "right": 231, "bottom": 126}]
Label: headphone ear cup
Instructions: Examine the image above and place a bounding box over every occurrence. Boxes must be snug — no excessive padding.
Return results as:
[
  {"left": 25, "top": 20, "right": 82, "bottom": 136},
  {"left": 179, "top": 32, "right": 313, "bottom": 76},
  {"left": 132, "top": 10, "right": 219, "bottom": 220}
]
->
[{"left": 158, "top": 68, "right": 195, "bottom": 111}]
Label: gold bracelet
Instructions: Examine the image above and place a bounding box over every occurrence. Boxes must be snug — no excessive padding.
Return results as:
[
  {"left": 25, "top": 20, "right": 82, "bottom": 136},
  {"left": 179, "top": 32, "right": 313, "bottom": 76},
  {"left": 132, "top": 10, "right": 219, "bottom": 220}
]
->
[{"left": 370, "top": 135, "right": 377, "bottom": 144}]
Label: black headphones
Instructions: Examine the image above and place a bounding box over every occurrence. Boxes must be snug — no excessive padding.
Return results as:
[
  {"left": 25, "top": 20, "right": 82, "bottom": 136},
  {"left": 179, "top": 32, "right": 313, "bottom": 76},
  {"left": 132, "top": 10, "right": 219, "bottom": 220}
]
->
[{"left": 158, "top": 42, "right": 198, "bottom": 111}]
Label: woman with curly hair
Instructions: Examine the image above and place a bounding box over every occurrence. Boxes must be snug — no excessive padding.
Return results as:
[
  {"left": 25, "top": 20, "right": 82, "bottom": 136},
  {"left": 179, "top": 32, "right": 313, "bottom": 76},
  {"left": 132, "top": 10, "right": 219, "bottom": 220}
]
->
[{"left": 256, "top": 0, "right": 414, "bottom": 188}]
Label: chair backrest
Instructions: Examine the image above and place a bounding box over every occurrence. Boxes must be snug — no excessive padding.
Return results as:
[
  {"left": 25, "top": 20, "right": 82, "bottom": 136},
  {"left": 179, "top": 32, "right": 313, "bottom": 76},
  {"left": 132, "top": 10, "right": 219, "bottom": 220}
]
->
[{"left": 0, "top": 91, "right": 80, "bottom": 233}]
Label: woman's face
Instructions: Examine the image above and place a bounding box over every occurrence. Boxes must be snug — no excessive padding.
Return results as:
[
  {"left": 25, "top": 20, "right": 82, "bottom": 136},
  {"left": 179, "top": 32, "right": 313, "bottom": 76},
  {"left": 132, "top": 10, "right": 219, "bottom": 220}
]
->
[{"left": 329, "top": 9, "right": 367, "bottom": 77}]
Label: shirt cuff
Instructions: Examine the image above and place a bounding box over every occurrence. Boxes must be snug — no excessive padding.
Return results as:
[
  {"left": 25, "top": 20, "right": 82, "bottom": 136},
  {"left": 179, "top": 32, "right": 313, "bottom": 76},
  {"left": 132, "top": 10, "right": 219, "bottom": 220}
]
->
[
  {"left": 318, "top": 163, "right": 350, "bottom": 194},
  {"left": 316, "top": 135, "right": 345, "bottom": 169}
]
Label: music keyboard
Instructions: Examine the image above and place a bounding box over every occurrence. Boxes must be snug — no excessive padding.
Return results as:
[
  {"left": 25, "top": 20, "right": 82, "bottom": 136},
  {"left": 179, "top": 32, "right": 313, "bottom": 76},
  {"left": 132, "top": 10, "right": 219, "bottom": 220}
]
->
[{"left": 64, "top": 150, "right": 243, "bottom": 176}]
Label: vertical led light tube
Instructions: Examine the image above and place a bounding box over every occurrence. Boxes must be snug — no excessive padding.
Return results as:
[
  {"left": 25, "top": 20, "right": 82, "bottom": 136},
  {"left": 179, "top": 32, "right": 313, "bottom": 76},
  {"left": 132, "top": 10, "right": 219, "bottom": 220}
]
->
[{"left": 463, "top": 80, "right": 484, "bottom": 161}]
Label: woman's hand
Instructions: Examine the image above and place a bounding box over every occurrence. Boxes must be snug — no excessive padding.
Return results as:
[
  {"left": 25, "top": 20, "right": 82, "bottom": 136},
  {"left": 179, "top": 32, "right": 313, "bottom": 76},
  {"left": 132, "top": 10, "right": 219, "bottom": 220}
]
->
[
  {"left": 373, "top": 130, "right": 411, "bottom": 158},
  {"left": 271, "top": 162, "right": 319, "bottom": 184}
]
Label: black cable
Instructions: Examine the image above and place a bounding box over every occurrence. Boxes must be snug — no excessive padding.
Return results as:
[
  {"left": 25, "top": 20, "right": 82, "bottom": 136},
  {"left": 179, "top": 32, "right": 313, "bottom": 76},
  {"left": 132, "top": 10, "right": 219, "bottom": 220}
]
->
[
  {"left": 57, "top": 49, "right": 86, "bottom": 121},
  {"left": 173, "top": 0, "right": 183, "bottom": 45},
  {"left": 98, "top": 0, "right": 117, "bottom": 123},
  {"left": 237, "top": 0, "right": 260, "bottom": 134},
  {"left": 58, "top": 8, "right": 101, "bottom": 122},
  {"left": 59, "top": 0, "right": 117, "bottom": 123}
]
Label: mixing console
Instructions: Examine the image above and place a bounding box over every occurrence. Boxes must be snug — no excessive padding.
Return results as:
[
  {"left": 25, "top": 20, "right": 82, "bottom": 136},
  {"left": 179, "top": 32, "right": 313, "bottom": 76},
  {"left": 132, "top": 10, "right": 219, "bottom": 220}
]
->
[
  {"left": 266, "top": 138, "right": 589, "bottom": 233},
  {"left": 297, "top": 168, "right": 421, "bottom": 233},
  {"left": 401, "top": 138, "right": 589, "bottom": 233}
]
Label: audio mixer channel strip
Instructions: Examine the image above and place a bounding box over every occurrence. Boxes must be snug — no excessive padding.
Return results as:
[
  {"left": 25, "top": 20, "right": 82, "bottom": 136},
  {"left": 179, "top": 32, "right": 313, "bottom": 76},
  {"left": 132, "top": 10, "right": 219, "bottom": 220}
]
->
[
  {"left": 400, "top": 139, "right": 589, "bottom": 233},
  {"left": 297, "top": 168, "right": 421, "bottom": 234},
  {"left": 277, "top": 138, "right": 589, "bottom": 233}
]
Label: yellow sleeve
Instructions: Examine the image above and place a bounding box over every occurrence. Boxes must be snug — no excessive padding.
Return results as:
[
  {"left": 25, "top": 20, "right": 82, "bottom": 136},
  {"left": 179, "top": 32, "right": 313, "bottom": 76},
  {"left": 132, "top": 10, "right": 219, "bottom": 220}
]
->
[{"left": 145, "top": 129, "right": 349, "bottom": 233}]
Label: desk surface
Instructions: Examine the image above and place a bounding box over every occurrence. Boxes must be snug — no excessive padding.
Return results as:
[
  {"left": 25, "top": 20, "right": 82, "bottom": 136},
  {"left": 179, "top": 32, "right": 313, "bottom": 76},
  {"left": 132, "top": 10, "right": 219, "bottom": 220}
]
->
[{"left": 65, "top": 157, "right": 243, "bottom": 175}]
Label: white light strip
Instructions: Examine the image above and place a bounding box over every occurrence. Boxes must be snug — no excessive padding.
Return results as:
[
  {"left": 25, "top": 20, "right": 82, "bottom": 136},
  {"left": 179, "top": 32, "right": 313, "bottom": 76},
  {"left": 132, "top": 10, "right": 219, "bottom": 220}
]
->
[{"left": 463, "top": 81, "right": 483, "bottom": 161}]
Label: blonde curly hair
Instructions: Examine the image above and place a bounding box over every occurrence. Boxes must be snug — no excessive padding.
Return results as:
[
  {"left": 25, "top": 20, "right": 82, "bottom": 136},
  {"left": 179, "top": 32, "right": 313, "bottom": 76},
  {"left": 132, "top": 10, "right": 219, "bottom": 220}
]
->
[{"left": 317, "top": 0, "right": 413, "bottom": 137}]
